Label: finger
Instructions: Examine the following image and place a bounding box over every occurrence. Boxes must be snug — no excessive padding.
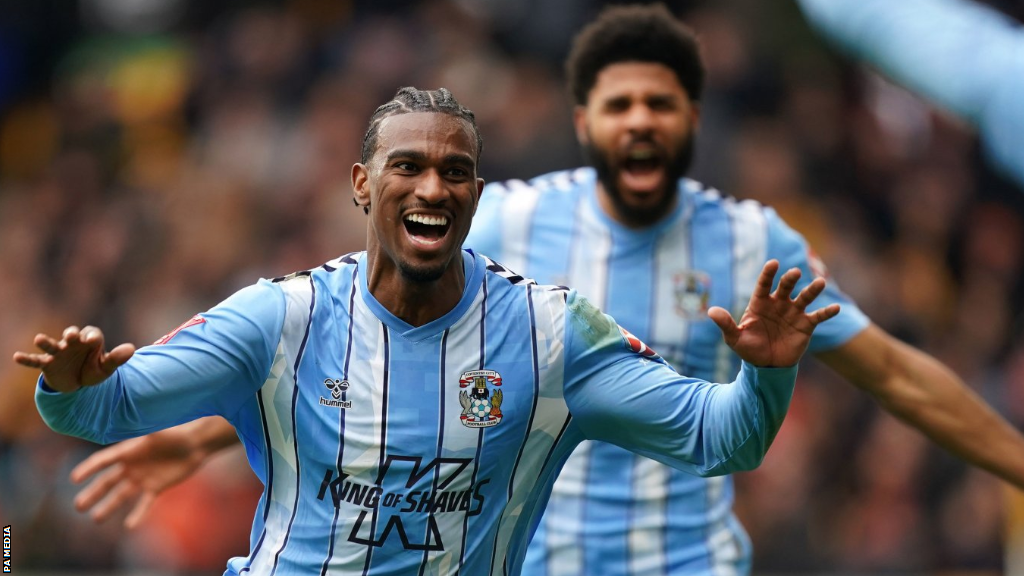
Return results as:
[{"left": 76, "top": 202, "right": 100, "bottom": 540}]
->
[
  {"left": 751, "top": 260, "right": 780, "bottom": 299},
  {"left": 708, "top": 306, "right": 740, "bottom": 344},
  {"left": 71, "top": 443, "right": 133, "bottom": 484},
  {"left": 13, "top": 351, "right": 52, "bottom": 368},
  {"left": 80, "top": 326, "right": 103, "bottom": 346},
  {"left": 773, "top": 268, "right": 802, "bottom": 301},
  {"left": 90, "top": 480, "right": 140, "bottom": 523},
  {"left": 808, "top": 303, "right": 841, "bottom": 326},
  {"left": 62, "top": 326, "right": 82, "bottom": 347},
  {"left": 793, "top": 277, "right": 827, "bottom": 310},
  {"left": 101, "top": 343, "right": 136, "bottom": 373},
  {"left": 74, "top": 464, "right": 126, "bottom": 512},
  {"left": 33, "top": 333, "right": 61, "bottom": 354},
  {"left": 124, "top": 492, "right": 156, "bottom": 529}
]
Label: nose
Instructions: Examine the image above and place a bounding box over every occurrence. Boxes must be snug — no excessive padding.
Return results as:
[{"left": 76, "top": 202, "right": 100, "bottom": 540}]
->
[
  {"left": 624, "top": 104, "right": 655, "bottom": 134},
  {"left": 415, "top": 169, "right": 448, "bottom": 205}
]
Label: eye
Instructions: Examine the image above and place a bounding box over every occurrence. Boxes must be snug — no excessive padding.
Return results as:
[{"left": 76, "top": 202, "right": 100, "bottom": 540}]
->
[
  {"left": 394, "top": 161, "right": 418, "bottom": 171},
  {"left": 446, "top": 167, "right": 469, "bottom": 177},
  {"left": 604, "top": 98, "right": 630, "bottom": 113},
  {"left": 648, "top": 97, "right": 677, "bottom": 111}
]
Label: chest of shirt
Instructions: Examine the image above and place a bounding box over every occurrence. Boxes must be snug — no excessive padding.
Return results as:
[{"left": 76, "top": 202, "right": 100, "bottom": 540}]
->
[{"left": 264, "top": 319, "right": 566, "bottom": 494}]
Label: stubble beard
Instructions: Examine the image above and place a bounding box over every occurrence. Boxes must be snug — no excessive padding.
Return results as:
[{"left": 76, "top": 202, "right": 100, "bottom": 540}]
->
[{"left": 399, "top": 261, "right": 448, "bottom": 283}]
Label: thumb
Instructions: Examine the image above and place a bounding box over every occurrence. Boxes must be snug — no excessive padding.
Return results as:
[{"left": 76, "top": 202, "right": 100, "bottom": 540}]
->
[
  {"left": 708, "top": 307, "right": 739, "bottom": 345},
  {"left": 101, "top": 343, "right": 136, "bottom": 374}
]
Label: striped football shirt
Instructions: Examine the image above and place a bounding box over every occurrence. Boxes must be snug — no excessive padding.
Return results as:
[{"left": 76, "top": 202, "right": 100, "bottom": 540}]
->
[
  {"left": 466, "top": 168, "right": 869, "bottom": 575},
  {"left": 36, "top": 248, "right": 802, "bottom": 575}
]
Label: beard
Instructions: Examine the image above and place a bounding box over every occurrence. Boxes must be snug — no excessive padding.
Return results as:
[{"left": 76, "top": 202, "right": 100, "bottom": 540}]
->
[
  {"left": 398, "top": 260, "right": 449, "bottom": 283},
  {"left": 584, "top": 132, "right": 696, "bottom": 227}
]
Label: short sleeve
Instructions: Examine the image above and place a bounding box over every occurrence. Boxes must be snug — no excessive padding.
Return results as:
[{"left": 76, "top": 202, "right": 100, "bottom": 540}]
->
[{"left": 764, "top": 207, "right": 870, "bottom": 352}]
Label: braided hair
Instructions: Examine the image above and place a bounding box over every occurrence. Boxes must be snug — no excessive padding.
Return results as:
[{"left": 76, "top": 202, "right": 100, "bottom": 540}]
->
[
  {"left": 360, "top": 87, "right": 484, "bottom": 165},
  {"left": 566, "top": 3, "right": 705, "bottom": 105}
]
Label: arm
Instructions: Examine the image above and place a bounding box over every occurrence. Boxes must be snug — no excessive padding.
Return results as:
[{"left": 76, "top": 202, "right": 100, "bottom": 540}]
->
[
  {"left": 17, "top": 281, "right": 284, "bottom": 444},
  {"left": 564, "top": 260, "right": 839, "bottom": 475},
  {"left": 72, "top": 417, "right": 240, "bottom": 528},
  {"left": 797, "top": 0, "right": 1024, "bottom": 187},
  {"left": 816, "top": 324, "right": 1024, "bottom": 489}
]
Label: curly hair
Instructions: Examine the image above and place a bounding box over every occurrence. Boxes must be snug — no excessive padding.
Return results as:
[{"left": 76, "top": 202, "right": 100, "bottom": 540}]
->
[
  {"left": 360, "top": 87, "right": 483, "bottom": 165},
  {"left": 566, "top": 3, "right": 705, "bottom": 105}
]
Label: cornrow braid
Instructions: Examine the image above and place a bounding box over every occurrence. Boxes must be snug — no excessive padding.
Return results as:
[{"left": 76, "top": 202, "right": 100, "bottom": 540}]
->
[{"left": 360, "top": 87, "right": 484, "bottom": 164}]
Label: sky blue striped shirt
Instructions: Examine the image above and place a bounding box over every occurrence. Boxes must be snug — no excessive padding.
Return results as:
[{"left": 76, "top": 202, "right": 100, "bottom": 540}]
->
[
  {"left": 466, "top": 168, "right": 870, "bottom": 575},
  {"left": 36, "top": 248, "right": 801, "bottom": 575}
]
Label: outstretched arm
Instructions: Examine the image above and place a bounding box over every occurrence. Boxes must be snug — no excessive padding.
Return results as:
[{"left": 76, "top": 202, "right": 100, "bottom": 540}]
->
[
  {"left": 71, "top": 417, "right": 240, "bottom": 528},
  {"left": 817, "top": 325, "right": 1024, "bottom": 489},
  {"left": 15, "top": 282, "right": 284, "bottom": 445},
  {"left": 566, "top": 260, "right": 839, "bottom": 475}
]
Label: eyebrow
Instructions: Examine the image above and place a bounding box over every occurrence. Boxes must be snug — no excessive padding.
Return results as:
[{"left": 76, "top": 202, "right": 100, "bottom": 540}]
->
[
  {"left": 385, "top": 149, "right": 427, "bottom": 163},
  {"left": 603, "top": 92, "right": 679, "bottom": 105},
  {"left": 444, "top": 153, "right": 476, "bottom": 168},
  {"left": 385, "top": 149, "right": 475, "bottom": 168}
]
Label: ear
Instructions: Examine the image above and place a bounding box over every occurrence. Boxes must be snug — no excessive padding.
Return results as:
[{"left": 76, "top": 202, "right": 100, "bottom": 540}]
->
[
  {"left": 691, "top": 102, "right": 702, "bottom": 132},
  {"left": 472, "top": 177, "right": 485, "bottom": 215},
  {"left": 573, "top": 105, "right": 589, "bottom": 146},
  {"left": 352, "top": 163, "right": 371, "bottom": 212}
]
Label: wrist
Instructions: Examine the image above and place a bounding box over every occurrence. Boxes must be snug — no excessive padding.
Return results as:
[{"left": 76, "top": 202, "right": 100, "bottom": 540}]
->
[
  {"left": 187, "top": 417, "right": 238, "bottom": 456},
  {"left": 38, "top": 375, "right": 82, "bottom": 394}
]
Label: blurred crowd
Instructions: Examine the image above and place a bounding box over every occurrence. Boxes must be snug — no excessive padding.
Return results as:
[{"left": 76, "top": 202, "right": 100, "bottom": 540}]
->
[{"left": 2, "top": 0, "right": 1024, "bottom": 573}]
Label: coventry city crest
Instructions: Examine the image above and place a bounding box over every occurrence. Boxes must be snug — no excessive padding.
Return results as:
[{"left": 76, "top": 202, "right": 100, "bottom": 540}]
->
[
  {"left": 673, "top": 270, "right": 711, "bottom": 320},
  {"left": 458, "top": 369, "right": 504, "bottom": 428}
]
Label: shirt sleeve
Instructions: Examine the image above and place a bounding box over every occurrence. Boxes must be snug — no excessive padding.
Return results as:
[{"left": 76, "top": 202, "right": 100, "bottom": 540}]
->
[
  {"left": 764, "top": 207, "right": 870, "bottom": 352},
  {"left": 560, "top": 291, "right": 797, "bottom": 476},
  {"left": 797, "top": 0, "right": 1024, "bottom": 188},
  {"left": 35, "top": 279, "right": 286, "bottom": 445}
]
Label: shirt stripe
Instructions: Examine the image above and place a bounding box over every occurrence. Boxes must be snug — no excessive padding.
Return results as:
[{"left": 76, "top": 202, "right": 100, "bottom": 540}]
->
[
  {"left": 250, "top": 275, "right": 315, "bottom": 575},
  {"left": 360, "top": 326, "right": 390, "bottom": 575},
  {"left": 457, "top": 275, "right": 489, "bottom": 574},
  {"left": 322, "top": 265, "right": 359, "bottom": 575}
]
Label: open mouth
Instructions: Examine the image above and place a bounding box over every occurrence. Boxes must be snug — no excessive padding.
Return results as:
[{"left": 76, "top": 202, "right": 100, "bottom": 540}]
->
[
  {"left": 620, "top": 148, "right": 664, "bottom": 192},
  {"left": 403, "top": 213, "right": 451, "bottom": 245}
]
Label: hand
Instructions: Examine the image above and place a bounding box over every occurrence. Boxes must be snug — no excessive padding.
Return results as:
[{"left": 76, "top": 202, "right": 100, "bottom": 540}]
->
[
  {"left": 708, "top": 260, "right": 839, "bottom": 367},
  {"left": 12, "top": 325, "right": 135, "bottom": 392},
  {"left": 71, "top": 423, "right": 214, "bottom": 529}
]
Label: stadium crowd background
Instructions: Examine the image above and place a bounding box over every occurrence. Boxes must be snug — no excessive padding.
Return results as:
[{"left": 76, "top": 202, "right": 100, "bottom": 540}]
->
[{"left": 2, "top": 0, "right": 1024, "bottom": 573}]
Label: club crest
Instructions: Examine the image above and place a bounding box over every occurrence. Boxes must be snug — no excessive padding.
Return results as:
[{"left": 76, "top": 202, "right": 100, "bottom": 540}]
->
[
  {"left": 673, "top": 270, "right": 711, "bottom": 320},
  {"left": 458, "top": 370, "right": 504, "bottom": 428}
]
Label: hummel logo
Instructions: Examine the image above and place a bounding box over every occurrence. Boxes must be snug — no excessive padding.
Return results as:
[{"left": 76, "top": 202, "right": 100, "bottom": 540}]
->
[
  {"left": 325, "top": 378, "right": 349, "bottom": 399},
  {"left": 320, "top": 378, "right": 352, "bottom": 409}
]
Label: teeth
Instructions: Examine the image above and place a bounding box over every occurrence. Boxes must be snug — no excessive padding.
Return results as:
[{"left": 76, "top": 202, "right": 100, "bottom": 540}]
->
[
  {"left": 405, "top": 214, "right": 448, "bottom": 226},
  {"left": 628, "top": 150, "right": 655, "bottom": 160}
]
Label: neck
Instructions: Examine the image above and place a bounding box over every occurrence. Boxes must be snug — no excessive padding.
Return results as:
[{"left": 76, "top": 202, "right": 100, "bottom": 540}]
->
[{"left": 365, "top": 246, "right": 466, "bottom": 328}]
